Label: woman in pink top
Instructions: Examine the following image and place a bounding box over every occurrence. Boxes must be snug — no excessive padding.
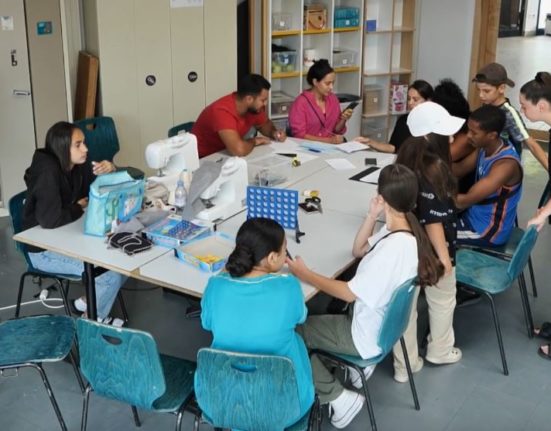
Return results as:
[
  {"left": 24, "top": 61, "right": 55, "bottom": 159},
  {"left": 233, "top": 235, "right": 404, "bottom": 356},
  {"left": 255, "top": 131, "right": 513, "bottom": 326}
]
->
[{"left": 288, "top": 59, "right": 352, "bottom": 144}]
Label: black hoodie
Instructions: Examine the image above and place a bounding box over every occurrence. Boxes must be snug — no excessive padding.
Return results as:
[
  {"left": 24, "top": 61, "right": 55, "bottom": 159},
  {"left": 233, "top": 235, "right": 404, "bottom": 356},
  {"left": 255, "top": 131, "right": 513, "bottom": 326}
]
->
[{"left": 22, "top": 149, "right": 95, "bottom": 251}]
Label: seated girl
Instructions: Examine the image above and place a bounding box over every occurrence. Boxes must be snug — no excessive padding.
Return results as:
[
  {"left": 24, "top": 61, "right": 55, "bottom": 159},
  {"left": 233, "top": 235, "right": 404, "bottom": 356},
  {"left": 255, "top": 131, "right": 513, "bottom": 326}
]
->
[
  {"left": 200, "top": 217, "right": 314, "bottom": 426},
  {"left": 22, "top": 121, "right": 126, "bottom": 324},
  {"left": 288, "top": 59, "right": 352, "bottom": 144},
  {"left": 287, "top": 164, "right": 443, "bottom": 429}
]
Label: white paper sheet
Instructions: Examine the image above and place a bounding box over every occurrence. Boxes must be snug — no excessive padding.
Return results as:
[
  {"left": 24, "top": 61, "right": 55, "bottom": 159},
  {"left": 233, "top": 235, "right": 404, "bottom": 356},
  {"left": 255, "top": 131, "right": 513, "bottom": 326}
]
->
[
  {"left": 358, "top": 167, "right": 381, "bottom": 184},
  {"left": 335, "top": 141, "right": 369, "bottom": 154},
  {"left": 325, "top": 158, "right": 356, "bottom": 170}
]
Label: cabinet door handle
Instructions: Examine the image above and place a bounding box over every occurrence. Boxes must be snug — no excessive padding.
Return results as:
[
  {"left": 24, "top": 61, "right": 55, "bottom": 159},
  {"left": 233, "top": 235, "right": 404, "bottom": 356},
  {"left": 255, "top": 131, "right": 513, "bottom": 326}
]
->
[{"left": 13, "top": 90, "right": 31, "bottom": 96}]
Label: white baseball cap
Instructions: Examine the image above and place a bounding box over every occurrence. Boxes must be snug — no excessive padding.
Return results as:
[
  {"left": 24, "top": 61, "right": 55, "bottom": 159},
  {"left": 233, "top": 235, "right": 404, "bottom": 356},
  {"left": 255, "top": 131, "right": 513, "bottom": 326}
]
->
[{"left": 407, "top": 101, "right": 465, "bottom": 137}]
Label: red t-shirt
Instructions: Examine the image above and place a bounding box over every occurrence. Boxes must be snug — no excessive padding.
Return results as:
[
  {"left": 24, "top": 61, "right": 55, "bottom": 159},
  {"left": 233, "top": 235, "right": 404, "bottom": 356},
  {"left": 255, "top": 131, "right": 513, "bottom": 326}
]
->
[{"left": 192, "top": 93, "right": 268, "bottom": 157}]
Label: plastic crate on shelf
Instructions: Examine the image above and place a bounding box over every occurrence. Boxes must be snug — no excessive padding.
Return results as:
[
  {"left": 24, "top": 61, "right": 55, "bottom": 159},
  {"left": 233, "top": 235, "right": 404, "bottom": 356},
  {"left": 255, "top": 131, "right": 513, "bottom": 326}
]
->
[
  {"left": 363, "top": 85, "right": 385, "bottom": 115},
  {"left": 272, "top": 51, "right": 297, "bottom": 73},
  {"left": 271, "top": 91, "right": 294, "bottom": 116},
  {"left": 272, "top": 12, "right": 292, "bottom": 31},
  {"left": 333, "top": 48, "right": 357, "bottom": 68}
]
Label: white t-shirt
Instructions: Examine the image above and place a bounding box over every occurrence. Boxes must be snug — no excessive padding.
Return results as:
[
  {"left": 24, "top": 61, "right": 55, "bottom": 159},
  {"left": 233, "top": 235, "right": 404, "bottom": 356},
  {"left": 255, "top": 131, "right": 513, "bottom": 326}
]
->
[{"left": 348, "top": 226, "right": 418, "bottom": 359}]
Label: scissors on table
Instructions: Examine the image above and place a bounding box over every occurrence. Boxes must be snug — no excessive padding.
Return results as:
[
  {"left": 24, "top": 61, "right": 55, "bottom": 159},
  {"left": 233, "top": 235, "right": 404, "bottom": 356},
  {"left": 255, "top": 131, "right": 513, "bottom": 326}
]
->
[{"left": 304, "top": 196, "right": 323, "bottom": 213}]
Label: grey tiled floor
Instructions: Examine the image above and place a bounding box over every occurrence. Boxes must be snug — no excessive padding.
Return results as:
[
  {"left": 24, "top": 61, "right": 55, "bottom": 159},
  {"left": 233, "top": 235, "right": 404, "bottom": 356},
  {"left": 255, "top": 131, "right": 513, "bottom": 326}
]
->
[{"left": 1, "top": 150, "right": 551, "bottom": 430}]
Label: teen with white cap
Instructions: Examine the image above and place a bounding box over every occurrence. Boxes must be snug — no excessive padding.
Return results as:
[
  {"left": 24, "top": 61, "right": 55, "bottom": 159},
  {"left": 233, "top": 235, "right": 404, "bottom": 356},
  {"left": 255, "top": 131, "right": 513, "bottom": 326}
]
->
[{"left": 392, "top": 103, "right": 465, "bottom": 382}]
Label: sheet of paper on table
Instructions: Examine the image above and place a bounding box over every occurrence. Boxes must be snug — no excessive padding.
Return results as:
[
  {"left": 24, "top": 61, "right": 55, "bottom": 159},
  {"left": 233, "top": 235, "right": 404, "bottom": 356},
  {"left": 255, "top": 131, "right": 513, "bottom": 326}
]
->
[
  {"left": 325, "top": 158, "right": 356, "bottom": 170},
  {"left": 335, "top": 141, "right": 369, "bottom": 154},
  {"left": 358, "top": 167, "right": 381, "bottom": 184}
]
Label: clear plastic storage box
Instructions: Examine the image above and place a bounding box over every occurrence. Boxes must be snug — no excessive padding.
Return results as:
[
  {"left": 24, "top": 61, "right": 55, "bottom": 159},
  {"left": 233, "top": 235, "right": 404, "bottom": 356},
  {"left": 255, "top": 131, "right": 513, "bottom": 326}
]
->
[
  {"left": 272, "top": 13, "right": 292, "bottom": 31},
  {"left": 272, "top": 51, "right": 298, "bottom": 73},
  {"left": 248, "top": 154, "right": 291, "bottom": 187},
  {"left": 333, "top": 48, "right": 357, "bottom": 68},
  {"left": 271, "top": 91, "right": 294, "bottom": 116}
]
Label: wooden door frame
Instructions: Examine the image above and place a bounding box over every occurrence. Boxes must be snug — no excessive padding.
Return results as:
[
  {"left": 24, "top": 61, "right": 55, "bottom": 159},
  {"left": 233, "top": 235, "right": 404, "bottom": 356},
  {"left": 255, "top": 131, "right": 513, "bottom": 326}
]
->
[{"left": 468, "top": 0, "right": 501, "bottom": 109}]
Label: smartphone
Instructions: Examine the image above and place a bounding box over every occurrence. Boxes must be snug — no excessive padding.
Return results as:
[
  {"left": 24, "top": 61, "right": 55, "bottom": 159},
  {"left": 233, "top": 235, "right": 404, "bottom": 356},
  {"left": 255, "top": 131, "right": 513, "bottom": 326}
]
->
[
  {"left": 364, "top": 158, "right": 377, "bottom": 166},
  {"left": 345, "top": 101, "right": 359, "bottom": 111}
]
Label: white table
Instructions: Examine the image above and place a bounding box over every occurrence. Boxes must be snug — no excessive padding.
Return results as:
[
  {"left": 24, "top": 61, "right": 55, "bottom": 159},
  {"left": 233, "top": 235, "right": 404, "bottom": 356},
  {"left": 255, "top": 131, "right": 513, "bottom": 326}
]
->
[{"left": 13, "top": 217, "right": 171, "bottom": 318}]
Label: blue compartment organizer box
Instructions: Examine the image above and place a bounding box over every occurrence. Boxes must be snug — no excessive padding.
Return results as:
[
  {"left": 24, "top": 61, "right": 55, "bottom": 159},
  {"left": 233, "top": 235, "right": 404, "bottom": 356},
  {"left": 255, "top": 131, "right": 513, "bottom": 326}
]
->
[{"left": 246, "top": 186, "right": 305, "bottom": 243}]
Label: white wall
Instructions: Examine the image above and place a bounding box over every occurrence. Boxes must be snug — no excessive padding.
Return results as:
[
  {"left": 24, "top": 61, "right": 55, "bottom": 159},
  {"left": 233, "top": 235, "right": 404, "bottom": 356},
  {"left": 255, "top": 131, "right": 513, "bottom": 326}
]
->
[
  {"left": 415, "top": 0, "right": 476, "bottom": 95},
  {"left": 524, "top": 0, "right": 539, "bottom": 35}
]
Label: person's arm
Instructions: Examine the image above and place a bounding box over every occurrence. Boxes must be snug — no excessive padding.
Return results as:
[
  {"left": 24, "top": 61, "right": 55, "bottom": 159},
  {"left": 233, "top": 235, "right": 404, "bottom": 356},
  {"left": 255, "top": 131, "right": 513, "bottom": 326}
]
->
[
  {"left": 456, "top": 159, "right": 519, "bottom": 209},
  {"left": 91, "top": 160, "right": 116, "bottom": 175},
  {"left": 217, "top": 129, "right": 269, "bottom": 157},
  {"left": 425, "top": 223, "right": 452, "bottom": 274},
  {"left": 257, "top": 120, "right": 286, "bottom": 142},
  {"left": 355, "top": 137, "right": 395, "bottom": 153},
  {"left": 524, "top": 136, "right": 548, "bottom": 171},
  {"left": 450, "top": 133, "right": 474, "bottom": 162},
  {"left": 287, "top": 256, "right": 357, "bottom": 302},
  {"left": 32, "top": 170, "right": 84, "bottom": 229},
  {"left": 452, "top": 149, "right": 479, "bottom": 179},
  {"left": 352, "top": 195, "right": 385, "bottom": 257},
  {"left": 528, "top": 201, "right": 551, "bottom": 231}
]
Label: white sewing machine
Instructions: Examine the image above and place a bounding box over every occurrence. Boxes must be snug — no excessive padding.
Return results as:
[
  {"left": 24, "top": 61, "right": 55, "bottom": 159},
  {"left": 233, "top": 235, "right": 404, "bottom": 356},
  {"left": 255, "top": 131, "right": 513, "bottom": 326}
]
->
[
  {"left": 145, "top": 133, "right": 200, "bottom": 204},
  {"left": 196, "top": 157, "right": 248, "bottom": 222}
]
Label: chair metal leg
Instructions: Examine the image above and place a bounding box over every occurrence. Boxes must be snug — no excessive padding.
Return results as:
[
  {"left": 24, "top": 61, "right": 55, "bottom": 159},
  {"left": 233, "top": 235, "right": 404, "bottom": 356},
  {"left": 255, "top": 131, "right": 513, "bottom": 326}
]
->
[
  {"left": 193, "top": 413, "right": 201, "bottom": 431},
  {"left": 517, "top": 274, "right": 534, "bottom": 339},
  {"left": 527, "top": 255, "right": 538, "bottom": 297},
  {"left": 131, "top": 406, "right": 141, "bottom": 427},
  {"left": 55, "top": 279, "right": 72, "bottom": 317},
  {"left": 400, "top": 337, "right": 420, "bottom": 410},
  {"left": 358, "top": 365, "right": 378, "bottom": 431},
  {"left": 32, "top": 364, "right": 68, "bottom": 431},
  {"left": 117, "top": 291, "right": 130, "bottom": 323},
  {"left": 68, "top": 350, "right": 85, "bottom": 393},
  {"left": 15, "top": 272, "right": 30, "bottom": 318},
  {"left": 81, "top": 385, "right": 92, "bottom": 431},
  {"left": 483, "top": 292, "right": 509, "bottom": 375},
  {"left": 175, "top": 409, "right": 184, "bottom": 431}
]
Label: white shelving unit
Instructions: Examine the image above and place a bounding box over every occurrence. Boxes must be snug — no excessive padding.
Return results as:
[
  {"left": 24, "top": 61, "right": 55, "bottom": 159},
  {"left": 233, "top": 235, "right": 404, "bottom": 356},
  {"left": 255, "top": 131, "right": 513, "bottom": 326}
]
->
[{"left": 264, "top": 0, "right": 365, "bottom": 137}]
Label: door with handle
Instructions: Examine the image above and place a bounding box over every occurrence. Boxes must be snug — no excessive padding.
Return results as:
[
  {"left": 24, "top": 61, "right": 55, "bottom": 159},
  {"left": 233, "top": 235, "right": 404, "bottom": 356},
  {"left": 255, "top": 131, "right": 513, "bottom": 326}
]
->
[{"left": 0, "top": 0, "right": 36, "bottom": 207}]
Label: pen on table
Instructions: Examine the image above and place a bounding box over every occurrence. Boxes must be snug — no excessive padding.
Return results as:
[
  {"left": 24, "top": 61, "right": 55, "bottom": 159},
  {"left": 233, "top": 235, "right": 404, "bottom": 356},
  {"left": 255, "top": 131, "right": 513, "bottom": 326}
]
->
[
  {"left": 277, "top": 153, "right": 298, "bottom": 158},
  {"left": 307, "top": 148, "right": 321, "bottom": 153}
]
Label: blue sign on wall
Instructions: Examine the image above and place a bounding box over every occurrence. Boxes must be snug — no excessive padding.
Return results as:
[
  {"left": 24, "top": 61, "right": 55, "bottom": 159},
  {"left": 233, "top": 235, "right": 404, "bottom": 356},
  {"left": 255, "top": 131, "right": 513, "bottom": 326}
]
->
[{"left": 37, "top": 21, "right": 52, "bottom": 35}]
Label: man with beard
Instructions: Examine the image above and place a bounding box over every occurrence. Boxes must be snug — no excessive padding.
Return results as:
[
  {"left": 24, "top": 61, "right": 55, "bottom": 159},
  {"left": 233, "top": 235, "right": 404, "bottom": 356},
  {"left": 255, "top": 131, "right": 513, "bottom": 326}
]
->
[{"left": 192, "top": 74, "right": 286, "bottom": 157}]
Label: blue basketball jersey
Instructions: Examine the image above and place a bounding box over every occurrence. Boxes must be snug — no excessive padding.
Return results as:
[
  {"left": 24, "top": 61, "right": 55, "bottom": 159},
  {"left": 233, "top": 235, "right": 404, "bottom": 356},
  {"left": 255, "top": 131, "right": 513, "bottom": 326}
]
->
[{"left": 465, "top": 142, "right": 522, "bottom": 245}]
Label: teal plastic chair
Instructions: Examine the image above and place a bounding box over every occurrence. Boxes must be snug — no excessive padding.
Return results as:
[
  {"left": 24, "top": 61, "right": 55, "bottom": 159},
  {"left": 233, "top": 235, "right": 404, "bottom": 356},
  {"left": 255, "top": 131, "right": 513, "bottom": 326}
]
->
[
  {"left": 194, "top": 348, "right": 321, "bottom": 431},
  {"left": 76, "top": 318, "right": 196, "bottom": 431},
  {"left": 168, "top": 121, "right": 194, "bottom": 138},
  {"left": 456, "top": 225, "right": 539, "bottom": 375},
  {"left": 9, "top": 191, "right": 77, "bottom": 317},
  {"left": 310, "top": 278, "right": 420, "bottom": 431},
  {"left": 74, "top": 117, "right": 144, "bottom": 180},
  {"left": 0, "top": 315, "right": 85, "bottom": 431},
  {"left": 10, "top": 191, "right": 130, "bottom": 322}
]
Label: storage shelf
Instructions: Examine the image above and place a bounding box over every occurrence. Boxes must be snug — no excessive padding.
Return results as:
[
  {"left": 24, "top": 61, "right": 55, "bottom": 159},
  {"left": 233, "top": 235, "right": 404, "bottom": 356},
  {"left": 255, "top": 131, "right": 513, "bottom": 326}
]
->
[
  {"left": 393, "top": 26, "right": 415, "bottom": 32},
  {"left": 272, "top": 30, "right": 301, "bottom": 37},
  {"left": 362, "top": 112, "right": 389, "bottom": 119},
  {"left": 365, "top": 29, "right": 393, "bottom": 34},
  {"left": 271, "top": 71, "right": 301, "bottom": 79},
  {"left": 271, "top": 114, "right": 289, "bottom": 120},
  {"left": 363, "top": 68, "right": 412, "bottom": 77},
  {"left": 303, "top": 28, "right": 332, "bottom": 35},
  {"left": 335, "top": 66, "right": 360, "bottom": 73},
  {"left": 390, "top": 68, "right": 413, "bottom": 75},
  {"left": 334, "top": 26, "right": 361, "bottom": 33}
]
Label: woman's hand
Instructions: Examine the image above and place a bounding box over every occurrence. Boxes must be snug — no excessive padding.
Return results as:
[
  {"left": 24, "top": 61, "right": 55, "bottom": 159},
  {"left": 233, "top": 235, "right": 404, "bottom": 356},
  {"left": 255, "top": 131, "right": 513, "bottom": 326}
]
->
[
  {"left": 77, "top": 197, "right": 89, "bottom": 209},
  {"left": 330, "top": 134, "right": 345, "bottom": 144},
  {"left": 92, "top": 160, "right": 116, "bottom": 175},
  {"left": 354, "top": 136, "right": 370, "bottom": 145},
  {"left": 367, "top": 194, "right": 385, "bottom": 219},
  {"left": 340, "top": 108, "right": 353, "bottom": 122},
  {"left": 286, "top": 255, "right": 310, "bottom": 280},
  {"left": 527, "top": 209, "right": 547, "bottom": 232}
]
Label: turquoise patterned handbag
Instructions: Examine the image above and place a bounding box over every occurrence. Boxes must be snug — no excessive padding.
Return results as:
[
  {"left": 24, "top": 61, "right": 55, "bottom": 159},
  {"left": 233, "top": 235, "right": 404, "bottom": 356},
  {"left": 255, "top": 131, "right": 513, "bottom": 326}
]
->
[{"left": 84, "top": 171, "right": 145, "bottom": 237}]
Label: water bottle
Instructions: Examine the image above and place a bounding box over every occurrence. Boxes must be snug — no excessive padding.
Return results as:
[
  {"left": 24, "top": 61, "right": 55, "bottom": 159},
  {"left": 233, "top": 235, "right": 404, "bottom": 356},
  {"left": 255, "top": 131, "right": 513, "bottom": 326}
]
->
[{"left": 174, "top": 179, "right": 187, "bottom": 212}]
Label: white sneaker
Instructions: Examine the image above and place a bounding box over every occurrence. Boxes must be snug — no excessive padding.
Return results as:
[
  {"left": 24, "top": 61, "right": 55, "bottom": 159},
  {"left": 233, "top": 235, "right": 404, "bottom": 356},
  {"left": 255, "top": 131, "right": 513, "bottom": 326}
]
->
[
  {"left": 97, "top": 317, "right": 124, "bottom": 327},
  {"left": 329, "top": 388, "right": 365, "bottom": 429},
  {"left": 73, "top": 297, "right": 87, "bottom": 312},
  {"left": 348, "top": 365, "right": 376, "bottom": 389},
  {"left": 425, "top": 347, "right": 462, "bottom": 365}
]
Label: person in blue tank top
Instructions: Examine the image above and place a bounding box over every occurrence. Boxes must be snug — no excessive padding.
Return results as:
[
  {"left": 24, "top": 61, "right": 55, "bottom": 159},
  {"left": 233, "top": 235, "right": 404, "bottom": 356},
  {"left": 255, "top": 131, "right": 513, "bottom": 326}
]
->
[
  {"left": 199, "top": 217, "right": 314, "bottom": 427},
  {"left": 453, "top": 105, "right": 523, "bottom": 247}
]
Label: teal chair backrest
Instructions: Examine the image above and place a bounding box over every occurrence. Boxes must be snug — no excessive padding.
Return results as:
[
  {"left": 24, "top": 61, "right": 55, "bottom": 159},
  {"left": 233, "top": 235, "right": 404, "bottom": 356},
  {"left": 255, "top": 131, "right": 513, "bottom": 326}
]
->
[
  {"left": 507, "top": 225, "right": 538, "bottom": 281},
  {"left": 168, "top": 121, "right": 194, "bottom": 138},
  {"left": 8, "top": 191, "right": 33, "bottom": 266},
  {"left": 195, "top": 348, "right": 301, "bottom": 431},
  {"left": 76, "top": 319, "right": 166, "bottom": 409},
  {"left": 376, "top": 277, "right": 417, "bottom": 355},
  {"left": 75, "top": 116, "right": 119, "bottom": 162}
]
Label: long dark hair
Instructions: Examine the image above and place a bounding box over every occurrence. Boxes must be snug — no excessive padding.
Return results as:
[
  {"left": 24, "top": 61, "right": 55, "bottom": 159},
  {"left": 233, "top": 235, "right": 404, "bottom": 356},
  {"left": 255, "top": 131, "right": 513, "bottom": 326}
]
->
[
  {"left": 226, "top": 218, "right": 285, "bottom": 277},
  {"left": 433, "top": 78, "right": 470, "bottom": 132},
  {"left": 409, "top": 79, "right": 434, "bottom": 101},
  {"left": 378, "top": 164, "right": 444, "bottom": 287},
  {"left": 396, "top": 136, "right": 457, "bottom": 203},
  {"left": 520, "top": 71, "right": 551, "bottom": 104},
  {"left": 44, "top": 121, "right": 82, "bottom": 172},
  {"left": 307, "top": 59, "right": 334, "bottom": 86}
]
